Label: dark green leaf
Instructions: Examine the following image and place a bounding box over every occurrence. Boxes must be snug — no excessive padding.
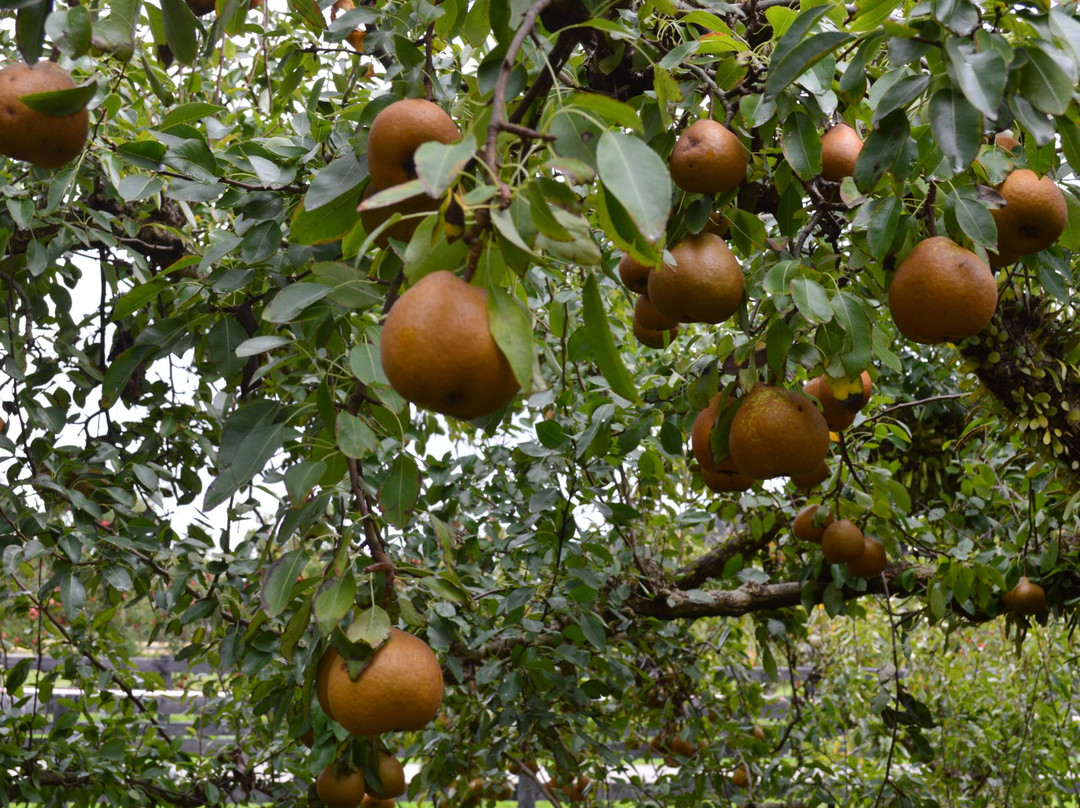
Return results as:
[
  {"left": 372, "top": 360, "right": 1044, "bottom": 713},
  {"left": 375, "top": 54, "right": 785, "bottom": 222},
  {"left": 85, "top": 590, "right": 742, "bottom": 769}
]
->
[
  {"left": 872, "top": 73, "right": 929, "bottom": 124},
  {"left": 161, "top": 102, "right": 225, "bottom": 130},
  {"left": 306, "top": 153, "right": 367, "bottom": 211},
  {"left": 790, "top": 277, "right": 833, "bottom": 323},
  {"left": 765, "top": 31, "right": 853, "bottom": 101},
  {"left": 581, "top": 274, "right": 640, "bottom": 403},
  {"left": 867, "top": 196, "right": 902, "bottom": 259},
  {"left": 380, "top": 454, "right": 421, "bottom": 528},
  {"left": 315, "top": 575, "right": 356, "bottom": 631},
  {"left": 1009, "top": 95, "right": 1055, "bottom": 147},
  {"left": 945, "top": 38, "right": 1006, "bottom": 119},
  {"left": 1019, "top": 45, "right": 1075, "bottom": 116},
  {"left": 290, "top": 188, "right": 363, "bottom": 245},
  {"left": 780, "top": 111, "right": 821, "bottom": 181},
  {"left": 261, "top": 550, "right": 309, "bottom": 618},
  {"left": 415, "top": 138, "right": 474, "bottom": 199},
  {"left": 596, "top": 131, "right": 671, "bottom": 244},
  {"left": 160, "top": 0, "right": 199, "bottom": 65},
  {"left": 346, "top": 606, "right": 391, "bottom": 648},
  {"left": 18, "top": 78, "right": 97, "bottom": 116},
  {"left": 487, "top": 285, "right": 534, "bottom": 393},
  {"left": 336, "top": 412, "right": 378, "bottom": 459},
  {"left": 929, "top": 88, "right": 981, "bottom": 173},
  {"left": 262, "top": 284, "right": 333, "bottom": 324}
]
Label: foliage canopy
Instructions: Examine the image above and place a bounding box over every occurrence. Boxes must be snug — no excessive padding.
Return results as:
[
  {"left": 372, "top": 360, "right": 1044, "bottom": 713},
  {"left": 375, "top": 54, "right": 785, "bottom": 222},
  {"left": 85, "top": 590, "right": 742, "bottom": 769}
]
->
[{"left": 3, "top": 0, "right": 1080, "bottom": 805}]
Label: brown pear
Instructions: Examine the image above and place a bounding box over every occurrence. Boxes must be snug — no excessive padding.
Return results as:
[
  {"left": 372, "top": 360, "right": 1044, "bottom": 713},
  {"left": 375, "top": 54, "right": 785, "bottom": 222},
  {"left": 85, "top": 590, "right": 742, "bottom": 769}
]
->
[
  {"left": 728, "top": 384, "right": 830, "bottom": 479},
  {"left": 647, "top": 233, "right": 743, "bottom": 324},
  {"left": 380, "top": 272, "right": 520, "bottom": 420},
  {"left": 670, "top": 118, "right": 747, "bottom": 195},
  {"left": 367, "top": 99, "right": 459, "bottom": 190},
  {"left": 0, "top": 61, "right": 89, "bottom": 168}
]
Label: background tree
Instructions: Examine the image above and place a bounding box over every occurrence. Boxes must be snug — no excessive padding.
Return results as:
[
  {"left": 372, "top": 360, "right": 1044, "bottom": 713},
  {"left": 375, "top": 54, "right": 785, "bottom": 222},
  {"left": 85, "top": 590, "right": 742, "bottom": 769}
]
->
[{"left": 2, "top": 0, "right": 1080, "bottom": 805}]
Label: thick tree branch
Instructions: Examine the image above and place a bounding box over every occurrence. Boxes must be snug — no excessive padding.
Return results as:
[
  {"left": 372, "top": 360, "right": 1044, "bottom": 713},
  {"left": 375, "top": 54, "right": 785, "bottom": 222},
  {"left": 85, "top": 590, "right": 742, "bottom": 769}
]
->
[{"left": 674, "top": 525, "right": 781, "bottom": 590}]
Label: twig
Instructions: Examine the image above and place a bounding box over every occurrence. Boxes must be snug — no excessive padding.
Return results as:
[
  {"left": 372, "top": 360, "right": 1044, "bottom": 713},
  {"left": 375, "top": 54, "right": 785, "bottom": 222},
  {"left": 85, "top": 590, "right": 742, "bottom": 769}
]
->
[
  {"left": 423, "top": 23, "right": 434, "bottom": 100},
  {"left": 346, "top": 457, "right": 395, "bottom": 600},
  {"left": 873, "top": 577, "right": 901, "bottom": 808},
  {"left": 484, "top": 0, "right": 556, "bottom": 206}
]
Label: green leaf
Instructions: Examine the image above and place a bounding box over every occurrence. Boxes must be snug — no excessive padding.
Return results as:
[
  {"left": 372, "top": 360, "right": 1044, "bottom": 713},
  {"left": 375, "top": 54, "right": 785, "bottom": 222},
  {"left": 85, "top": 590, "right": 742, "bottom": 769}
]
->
[
  {"left": 281, "top": 594, "right": 313, "bottom": 663},
  {"left": 766, "top": 318, "right": 794, "bottom": 381},
  {"left": 929, "top": 88, "right": 981, "bottom": 174},
  {"left": 596, "top": 131, "right": 671, "bottom": 245},
  {"left": 871, "top": 73, "right": 929, "bottom": 125},
  {"left": 315, "top": 574, "right": 356, "bottom": 632},
  {"left": 306, "top": 153, "right": 367, "bottom": 211},
  {"left": 566, "top": 93, "right": 644, "bottom": 133},
  {"left": 261, "top": 549, "right": 309, "bottom": 618},
  {"left": 160, "top": 102, "right": 225, "bottom": 130},
  {"left": 262, "top": 283, "right": 333, "bottom": 324},
  {"left": 60, "top": 568, "right": 86, "bottom": 619},
  {"left": 16, "top": 1, "right": 49, "bottom": 65},
  {"left": 578, "top": 610, "right": 607, "bottom": 651},
  {"left": 867, "top": 196, "right": 902, "bottom": 259},
  {"left": 548, "top": 109, "right": 603, "bottom": 165},
  {"left": 581, "top": 274, "right": 640, "bottom": 403},
  {"left": 765, "top": 31, "right": 853, "bottom": 101},
  {"left": 117, "top": 175, "right": 164, "bottom": 203},
  {"left": 204, "top": 403, "right": 286, "bottom": 510},
  {"left": 1019, "top": 45, "right": 1075, "bottom": 116},
  {"left": 160, "top": 0, "right": 199, "bottom": 65},
  {"left": 944, "top": 38, "right": 1006, "bottom": 119},
  {"left": 235, "top": 335, "right": 291, "bottom": 357},
  {"left": 346, "top": 606, "right": 391, "bottom": 649},
  {"left": 18, "top": 78, "right": 97, "bottom": 116},
  {"left": 946, "top": 191, "right": 997, "bottom": 248},
  {"left": 536, "top": 209, "right": 601, "bottom": 265},
  {"left": 290, "top": 187, "right": 363, "bottom": 245},
  {"left": 854, "top": 109, "right": 909, "bottom": 190},
  {"left": 487, "top": 286, "right": 534, "bottom": 393},
  {"left": 414, "top": 138, "right": 474, "bottom": 199},
  {"left": 285, "top": 460, "right": 327, "bottom": 503},
  {"left": 790, "top": 277, "right": 833, "bottom": 323},
  {"left": 780, "top": 111, "right": 821, "bottom": 181},
  {"left": 380, "top": 454, "right": 421, "bottom": 528},
  {"left": 44, "top": 7, "right": 92, "bottom": 58},
  {"left": 336, "top": 412, "right": 378, "bottom": 459},
  {"left": 1010, "top": 95, "right": 1054, "bottom": 147},
  {"left": 932, "top": 0, "right": 978, "bottom": 35},
  {"left": 113, "top": 278, "right": 169, "bottom": 320},
  {"left": 849, "top": 0, "right": 901, "bottom": 33}
]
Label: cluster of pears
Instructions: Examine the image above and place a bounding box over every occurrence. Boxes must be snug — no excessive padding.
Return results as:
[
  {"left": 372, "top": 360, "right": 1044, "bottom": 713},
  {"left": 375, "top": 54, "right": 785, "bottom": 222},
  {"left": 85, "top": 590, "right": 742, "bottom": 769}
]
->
[
  {"left": 620, "top": 117, "right": 747, "bottom": 349},
  {"left": 313, "top": 628, "right": 444, "bottom": 807},
  {"left": 889, "top": 147, "right": 1066, "bottom": 346},
  {"left": 373, "top": 100, "right": 521, "bottom": 421},
  {"left": 0, "top": 61, "right": 88, "bottom": 169},
  {"left": 792, "top": 504, "right": 887, "bottom": 578}
]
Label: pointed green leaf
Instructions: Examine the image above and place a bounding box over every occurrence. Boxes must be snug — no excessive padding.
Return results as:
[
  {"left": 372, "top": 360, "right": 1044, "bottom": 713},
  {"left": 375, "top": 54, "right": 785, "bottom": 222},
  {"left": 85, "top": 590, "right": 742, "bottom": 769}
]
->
[
  {"left": 160, "top": 0, "right": 199, "bottom": 65},
  {"left": 871, "top": 73, "right": 929, "bottom": 125},
  {"left": 765, "top": 31, "right": 852, "bottom": 101},
  {"left": 1019, "top": 45, "right": 1075, "bottom": 116},
  {"left": 487, "top": 286, "right": 534, "bottom": 393},
  {"left": 415, "top": 138, "right": 474, "bottom": 199},
  {"left": 929, "top": 88, "right": 981, "bottom": 173},
  {"left": 315, "top": 574, "right": 356, "bottom": 632},
  {"left": 380, "top": 454, "right": 421, "bottom": 528},
  {"left": 945, "top": 38, "right": 1006, "bottom": 119},
  {"left": 261, "top": 549, "right": 309, "bottom": 618},
  {"left": 336, "top": 412, "right": 378, "bottom": 459},
  {"left": 581, "top": 274, "right": 640, "bottom": 403},
  {"left": 262, "top": 283, "right": 333, "bottom": 324},
  {"left": 781, "top": 111, "right": 821, "bottom": 181},
  {"left": 18, "top": 78, "right": 97, "bottom": 115},
  {"left": 596, "top": 131, "right": 671, "bottom": 244},
  {"left": 790, "top": 277, "right": 833, "bottom": 323}
]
